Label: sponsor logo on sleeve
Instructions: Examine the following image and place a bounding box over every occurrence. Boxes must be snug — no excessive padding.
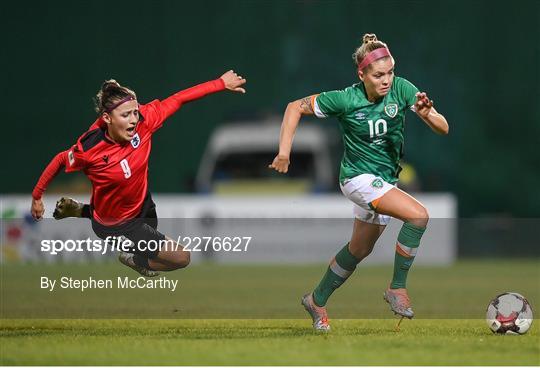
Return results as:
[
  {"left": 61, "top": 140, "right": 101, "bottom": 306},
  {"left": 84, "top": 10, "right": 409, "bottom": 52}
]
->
[{"left": 68, "top": 150, "right": 75, "bottom": 166}]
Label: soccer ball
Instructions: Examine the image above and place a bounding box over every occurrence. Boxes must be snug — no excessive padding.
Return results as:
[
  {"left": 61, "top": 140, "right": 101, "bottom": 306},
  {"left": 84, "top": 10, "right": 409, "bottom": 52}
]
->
[{"left": 486, "top": 292, "right": 533, "bottom": 334}]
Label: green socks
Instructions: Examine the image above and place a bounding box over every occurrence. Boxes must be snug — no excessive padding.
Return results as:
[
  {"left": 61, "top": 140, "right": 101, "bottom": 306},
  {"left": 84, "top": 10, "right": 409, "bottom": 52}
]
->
[
  {"left": 313, "top": 243, "right": 360, "bottom": 307},
  {"left": 311, "top": 222, "right": 426, "bottom": 306},
  {"left": 390, "top": 222, "right": 426, "bottom": 289}
]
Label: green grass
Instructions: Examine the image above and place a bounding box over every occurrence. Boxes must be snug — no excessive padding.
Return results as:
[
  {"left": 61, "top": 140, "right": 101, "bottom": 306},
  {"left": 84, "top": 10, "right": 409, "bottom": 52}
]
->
[
  {"left": 1, "top": 260, "right": 539, "bottom": 365},
  {"left": 1, "top": 319, "right": 539, "bottom": 365}
]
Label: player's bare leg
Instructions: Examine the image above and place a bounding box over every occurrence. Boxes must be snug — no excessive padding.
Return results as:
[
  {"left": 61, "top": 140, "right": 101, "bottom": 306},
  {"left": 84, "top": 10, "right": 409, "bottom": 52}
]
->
[
  {"left": 304, "top": 219, "right": 385, "bottom": 331},
  {"left": 52, "top": 199, "right": 187, "bottom": 272},
  {"left": 119, "top": 241, "right": 190, "bottom": 276},
  {"left": 128, "top": 237, "right": 190, "bottom": 273},
  {"left": 374, "top": 187, "right": 429, "bottom": 323},
  {"left": 375, "top": 188, "right": 428, "bottom": 229},
  {"left": 149, "top": 236, "right": 190, "bottom": 271},
  {"left": 348, "top": 219, "right": 386, "bottom": 261}
]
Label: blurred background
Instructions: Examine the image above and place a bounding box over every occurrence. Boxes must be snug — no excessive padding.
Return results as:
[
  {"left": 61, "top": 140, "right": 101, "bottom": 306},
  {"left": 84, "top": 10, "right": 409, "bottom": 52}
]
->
[{"left": 1, "top": 0, "right": 539, "bottom": 263}]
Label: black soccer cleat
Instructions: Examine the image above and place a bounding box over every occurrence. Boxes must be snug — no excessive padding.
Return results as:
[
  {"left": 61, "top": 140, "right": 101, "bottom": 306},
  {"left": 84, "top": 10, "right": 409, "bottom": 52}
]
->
[{"left": 53, "top": 197, "right": 84, "bottom": 220}]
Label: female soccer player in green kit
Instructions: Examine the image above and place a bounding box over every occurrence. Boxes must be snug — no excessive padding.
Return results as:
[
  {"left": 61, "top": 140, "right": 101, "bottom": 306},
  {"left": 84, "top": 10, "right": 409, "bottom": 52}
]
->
[{"left": 269, "top": 34, "right": 449, "bottom": 331}]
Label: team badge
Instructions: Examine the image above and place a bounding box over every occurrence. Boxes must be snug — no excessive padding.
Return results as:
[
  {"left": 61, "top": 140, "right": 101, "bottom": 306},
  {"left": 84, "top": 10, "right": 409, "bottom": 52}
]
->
[
  {"left": 384, "top": 103, "right": 398, "bottom": 118},
  {"left": 130, "top": 133, "right": 140, "bottom": 148},
  {"left": 371, "top": 178, "right": 384, "bottom": 189}
]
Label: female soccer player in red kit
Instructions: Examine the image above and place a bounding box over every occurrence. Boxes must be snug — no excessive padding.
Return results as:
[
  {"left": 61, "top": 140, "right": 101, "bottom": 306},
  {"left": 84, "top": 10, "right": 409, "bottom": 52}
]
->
[{"left": 31, "top": 70, "right": 247, "bottom": 276}]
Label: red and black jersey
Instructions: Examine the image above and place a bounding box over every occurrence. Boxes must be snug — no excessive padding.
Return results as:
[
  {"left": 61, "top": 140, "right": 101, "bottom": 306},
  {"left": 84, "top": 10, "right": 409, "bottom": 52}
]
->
[
  {"left": 33, "top": 78, "right": 225, "bottom": 225},
  {"left": 67, "top": 101, "right": 161, "bottom": 224}
]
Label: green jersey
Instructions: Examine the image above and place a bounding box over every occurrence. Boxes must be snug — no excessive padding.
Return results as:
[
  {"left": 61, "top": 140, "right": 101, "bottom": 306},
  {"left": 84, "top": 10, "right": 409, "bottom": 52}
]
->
[{"left": 314, "top": 76, "right": 419, "bottom": 184}]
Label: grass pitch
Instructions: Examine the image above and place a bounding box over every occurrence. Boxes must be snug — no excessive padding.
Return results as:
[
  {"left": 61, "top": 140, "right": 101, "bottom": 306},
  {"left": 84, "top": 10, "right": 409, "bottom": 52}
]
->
[
  {"left": 1, "top": 260, "right": 539, "bottom": 365},
  {"left": 1, "top": 319, "right": 539, "bottom": 365}
]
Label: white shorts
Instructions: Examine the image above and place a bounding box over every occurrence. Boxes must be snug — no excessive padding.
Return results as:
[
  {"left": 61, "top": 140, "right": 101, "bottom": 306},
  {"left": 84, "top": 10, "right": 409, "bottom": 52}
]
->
[{"left": 340, "top": 173, "right": 395, "bottom": 225}]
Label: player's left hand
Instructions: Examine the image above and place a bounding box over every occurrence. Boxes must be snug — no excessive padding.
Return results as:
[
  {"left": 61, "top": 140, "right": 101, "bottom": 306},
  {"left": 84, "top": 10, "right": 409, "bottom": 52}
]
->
[
  {"left": 414, "top": 92, "right": 433, "bottom": 119},
  {"left": 220, "top": 70, "right": 247, "bottom": 93}
]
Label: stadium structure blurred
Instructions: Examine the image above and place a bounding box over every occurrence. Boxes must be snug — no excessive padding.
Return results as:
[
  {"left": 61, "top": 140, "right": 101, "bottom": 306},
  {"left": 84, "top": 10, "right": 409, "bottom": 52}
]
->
[
  {"left": 1, "top": 4, "right": 539, "bottom": 366},
  {"left": 1, "top": 1, "right": 539, "bottom": 263}
]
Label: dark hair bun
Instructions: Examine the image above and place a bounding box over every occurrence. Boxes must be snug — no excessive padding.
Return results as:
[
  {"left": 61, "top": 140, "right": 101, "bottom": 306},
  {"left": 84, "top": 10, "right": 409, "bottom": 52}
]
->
[
  {"left": 94, "top": 79, "right": 136, "bottom": 114},
  {"left": 101, "top": 79, "right": 120, "bottom": 92}
]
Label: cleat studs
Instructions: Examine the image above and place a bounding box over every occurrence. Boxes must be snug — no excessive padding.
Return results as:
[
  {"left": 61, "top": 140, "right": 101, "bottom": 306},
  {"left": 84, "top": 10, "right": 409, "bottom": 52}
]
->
[{"left": 395, "top": 316, "right": 405, "bottom": 331}]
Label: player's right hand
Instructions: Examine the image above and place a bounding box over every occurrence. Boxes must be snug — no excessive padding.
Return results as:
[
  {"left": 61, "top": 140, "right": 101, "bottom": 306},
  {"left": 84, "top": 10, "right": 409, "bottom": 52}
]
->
[
  {"left": 220, "top": 70, "right": 246, "bottom": 93},
  {"left": 268, "top": 155, "right": 290, "bottom": 174},
  {"left": 31, "top": 198, "right": 44, "bottom": 221}
]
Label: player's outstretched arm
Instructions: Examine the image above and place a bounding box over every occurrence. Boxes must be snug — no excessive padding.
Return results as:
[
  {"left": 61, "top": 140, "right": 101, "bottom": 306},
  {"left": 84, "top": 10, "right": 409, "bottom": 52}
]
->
[
  {"left": 31, "top": 151, "right": 67, "bottom": 220},
  {"left": 157, "top": 70, "right": 247, "bottom": 122},
  {"left": 269, "top": 95, "right": 318, "bottom": 174},
  {"left": 414, "top": 92, "right": 449, "bottom": 135}
]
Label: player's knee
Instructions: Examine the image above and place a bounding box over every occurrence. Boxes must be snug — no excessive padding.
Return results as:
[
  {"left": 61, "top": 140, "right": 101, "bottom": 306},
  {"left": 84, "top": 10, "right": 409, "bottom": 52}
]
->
[
  {"left": 174, "top": 251, "right": 190, "bottom": 269},
  {"left": 182, "top": 251, "right": 191, "bottom": 267},
  {"left": 408, "top": 205, "right": 429, "bottom": 228},
  {"left": 418, "top": 206, "right": 429, "bottom": 222}
]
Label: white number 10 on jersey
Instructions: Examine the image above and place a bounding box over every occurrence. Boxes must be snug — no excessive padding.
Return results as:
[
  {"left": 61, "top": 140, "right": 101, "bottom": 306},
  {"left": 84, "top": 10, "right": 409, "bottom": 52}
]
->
[
  {"left": 368, "top": 119, "right": 388, "bottom": 138},
  {"left": 120, "top": 159, "right": 131, "bottom": 179}
]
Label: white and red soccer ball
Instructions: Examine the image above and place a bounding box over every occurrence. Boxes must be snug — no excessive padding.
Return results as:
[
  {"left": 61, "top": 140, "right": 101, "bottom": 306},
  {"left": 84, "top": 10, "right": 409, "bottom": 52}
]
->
[{"left": 486, "top": 292, "right": 533, "bottom": 335}]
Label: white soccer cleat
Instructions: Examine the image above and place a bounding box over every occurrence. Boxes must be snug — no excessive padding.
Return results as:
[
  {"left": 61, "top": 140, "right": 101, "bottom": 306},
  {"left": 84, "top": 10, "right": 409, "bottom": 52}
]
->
[
  {"left": 118, "top": 252, "right": 160, "bottom": 277},
  {"left": 383, "top": 288, "right": 414, "bottom": 319},
  {"left": 301, "top": 293, "right": 331, "bottom": 332}
]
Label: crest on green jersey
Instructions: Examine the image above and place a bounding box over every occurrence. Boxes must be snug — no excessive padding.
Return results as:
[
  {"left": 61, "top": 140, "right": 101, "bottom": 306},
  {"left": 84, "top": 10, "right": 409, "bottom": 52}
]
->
[
  {"left": 384, "top": 103, "right": 398, "bottom": 118},
  {"left": 371, "top": 178, "right": 384, "bottom": 189}
]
